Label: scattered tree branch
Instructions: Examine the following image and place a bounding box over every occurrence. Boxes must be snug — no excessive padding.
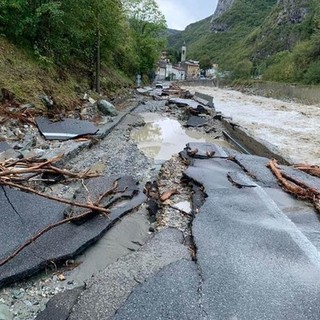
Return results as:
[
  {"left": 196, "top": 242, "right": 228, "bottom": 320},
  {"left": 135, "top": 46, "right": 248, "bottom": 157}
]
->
[
  {"left": 0, "top": 180, "right": 122, "bottom": 267},
  {"left": 267, "top": 159, "right": 320, "bottom": 212},
  {"left": 293, "top": 164, "right": 320, "bottom": 178},
  {"left": 1, "top": 180, "right": 110, "bottom": 215}
]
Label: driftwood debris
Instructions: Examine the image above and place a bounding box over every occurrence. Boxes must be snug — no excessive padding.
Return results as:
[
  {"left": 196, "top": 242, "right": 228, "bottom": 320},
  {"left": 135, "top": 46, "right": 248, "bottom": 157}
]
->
[
  {"left": 0, "top": 155, "right": 98, "bottom": 181},
  {"left": 293, "top": 164, "right": 320, "bottom": 178},
  {"left": 267, "top": 159, "right": 320, "bottom": 212},
  {"left": 0, "top": 155, "right": 108, "bottom": 213}
]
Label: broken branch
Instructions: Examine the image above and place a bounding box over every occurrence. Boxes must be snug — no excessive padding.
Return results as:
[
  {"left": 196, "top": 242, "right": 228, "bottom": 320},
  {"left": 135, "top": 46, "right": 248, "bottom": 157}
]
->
[
  {"left": 1, "top": 180, "right": 110, "bottom": 215},
  {"left": 0, "top": 208, "right": 96, "bottom": 267},
  {"left": 160, "top": 189, "right": 179, "bottom": 202},
  {"left": 0, "top": 179, "right": 124, "bottom": 267},
  {"left": 293, "top": 164, "right": 320, "bottom": 178},
  {"left": 267, "top": 159, "right": 320, "bottom": 212}
]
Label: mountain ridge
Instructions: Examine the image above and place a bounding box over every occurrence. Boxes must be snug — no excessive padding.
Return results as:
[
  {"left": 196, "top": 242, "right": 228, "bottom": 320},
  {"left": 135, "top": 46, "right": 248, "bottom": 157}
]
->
[{"left": 168, "top": 0, "right": 320, "bottom": 84}]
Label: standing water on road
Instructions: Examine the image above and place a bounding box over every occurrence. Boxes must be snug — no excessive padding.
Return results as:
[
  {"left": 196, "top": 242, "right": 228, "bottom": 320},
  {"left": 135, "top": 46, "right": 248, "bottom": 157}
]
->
[{"left": 132, "top": 112, "right": 231, "bottom": 162}]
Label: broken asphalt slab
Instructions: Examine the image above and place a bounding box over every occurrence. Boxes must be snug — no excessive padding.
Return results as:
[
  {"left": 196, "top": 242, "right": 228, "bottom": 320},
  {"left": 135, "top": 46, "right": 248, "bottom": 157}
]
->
[
  {"left": 193, "top": 186, "right": 320, "bottom": 319},
  {"left": 186, "top": 115, "right": 208, "bottom": 128},
  {"left": 64, "top": 175, "right": 140, "bottom": 221},
  {"left": 194, "top": 91, "right": 215, "bottom": 108},
  {"left": 168, "top": 97, "right": 203, "bottom": 109},
  {"left": 54, "top": 228, "right": 191, "bottom": 320},
  {"left": 0, "top": 175, "right": 145, "bottom": 288},
  {"left": 36, "top": 117, "right": 98, "bottom": 140},
  {"left": 39, "top": 109, "right": 135, "bottom": 165}
]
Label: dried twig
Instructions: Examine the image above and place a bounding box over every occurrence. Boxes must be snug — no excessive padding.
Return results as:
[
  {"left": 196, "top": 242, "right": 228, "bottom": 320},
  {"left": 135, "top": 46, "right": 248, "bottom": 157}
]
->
[
  {"left": 160, "top": 189, "right": 179, "bottom": 202},
  {"left": 1, "top": 180, "right": 110, "bottom": 215},
  {"left": 96, "top": 180, "right": 119, "bottom": 203},
  {"left": 267, "top": 159, "right": 320, "bottom": 212},
  {"left": 293, "top": 164, "right": 320, "bottom": 178}
]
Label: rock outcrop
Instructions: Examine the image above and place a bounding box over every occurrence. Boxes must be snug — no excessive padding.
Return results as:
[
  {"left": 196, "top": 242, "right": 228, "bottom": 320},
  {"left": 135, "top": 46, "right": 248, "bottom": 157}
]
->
[
  {"left": 210, "top": 0, "right": 309, "bottom": 32},
  {"left": 210, "top": 0, "right": 236, "bottom": 32},
  {"left": 276, "top": 0, "right": 309, "bottom": 24}
]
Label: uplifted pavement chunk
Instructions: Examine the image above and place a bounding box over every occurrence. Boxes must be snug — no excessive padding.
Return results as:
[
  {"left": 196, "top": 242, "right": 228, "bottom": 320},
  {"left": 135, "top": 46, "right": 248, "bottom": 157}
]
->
[
  {"left": 184, "top": 158, "right": 242, "bottom": 191},
  {"left": 67, "top": 228, "right": 191, "bottom": 320},
  {"left": 169, "top": 98, "right": 202, "bottom": 109},
  {"left": 36, "top": 117, "right": 98, "bottom": 140},
  {"left": 0, "top": 175, "right": 145, "bottom": 287},
  {"left": 234, "top": 154, "right": 279, "bottom": 188},
  {"left": 186, "top": 115, "right": 208, "bottom": 128}
]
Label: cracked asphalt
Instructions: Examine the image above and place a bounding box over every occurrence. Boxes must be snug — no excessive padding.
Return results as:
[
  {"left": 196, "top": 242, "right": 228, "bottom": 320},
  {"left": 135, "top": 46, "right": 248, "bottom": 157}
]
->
[
  {"left": 37, "top": 145, "right": 320, "bottom": 320},
  {"left": 2, "top": 87, "right": 320, "bottom": 319}
]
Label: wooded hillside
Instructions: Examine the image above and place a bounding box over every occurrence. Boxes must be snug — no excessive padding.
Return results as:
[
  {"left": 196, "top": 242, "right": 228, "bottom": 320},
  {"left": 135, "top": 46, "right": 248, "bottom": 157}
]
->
[{"left": 0, "top": 0, "right": 166, "bottom": 105}]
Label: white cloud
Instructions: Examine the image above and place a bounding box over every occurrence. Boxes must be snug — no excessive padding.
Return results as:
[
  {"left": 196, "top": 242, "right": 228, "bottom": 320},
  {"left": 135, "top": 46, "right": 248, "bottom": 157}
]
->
[{"left": 155, "top": 0, "right": 218, "bottom": 30}]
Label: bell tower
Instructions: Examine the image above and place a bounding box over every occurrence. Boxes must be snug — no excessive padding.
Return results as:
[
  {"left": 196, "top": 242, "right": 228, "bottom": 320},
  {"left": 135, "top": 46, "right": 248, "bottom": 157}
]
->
[{"left": 181, "top": 42, "right": 186, "bottom": 62}]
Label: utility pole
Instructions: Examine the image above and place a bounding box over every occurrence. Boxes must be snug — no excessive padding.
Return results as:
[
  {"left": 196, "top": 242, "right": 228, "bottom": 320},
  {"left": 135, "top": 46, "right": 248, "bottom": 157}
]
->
[
  {"left": 95, "top": 0, "right": 101, "bottom": 94},
  {"left": 96, "top": 28, "right": 101, "bottom": 94}
]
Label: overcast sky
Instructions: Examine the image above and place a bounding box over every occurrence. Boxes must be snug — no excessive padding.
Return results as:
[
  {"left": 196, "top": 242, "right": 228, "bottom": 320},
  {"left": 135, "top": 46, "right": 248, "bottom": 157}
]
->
[{"left": 155, "top": 0, "right": 219, "bottom": 30}]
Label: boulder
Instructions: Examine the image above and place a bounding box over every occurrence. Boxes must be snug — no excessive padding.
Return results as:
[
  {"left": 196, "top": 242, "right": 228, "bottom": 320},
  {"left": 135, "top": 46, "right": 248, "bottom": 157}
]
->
[
  {"left": 38, "top": 95, "right": 54, "bottom": 109},
  {"left": 97, "top": 100, "right": 118, "bottom": 117}
]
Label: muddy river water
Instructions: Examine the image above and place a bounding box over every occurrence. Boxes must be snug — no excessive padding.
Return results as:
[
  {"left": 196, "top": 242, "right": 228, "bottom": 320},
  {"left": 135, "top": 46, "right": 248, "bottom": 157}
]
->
[{"left": 183, "top": 85, "right": 320, "bottom": 165}]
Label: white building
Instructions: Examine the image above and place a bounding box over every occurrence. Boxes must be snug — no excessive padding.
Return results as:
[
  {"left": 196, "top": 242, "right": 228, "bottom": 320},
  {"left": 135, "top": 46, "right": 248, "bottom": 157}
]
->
[{"left": 171, "top": 66, "right": 185, "bottom": 81}]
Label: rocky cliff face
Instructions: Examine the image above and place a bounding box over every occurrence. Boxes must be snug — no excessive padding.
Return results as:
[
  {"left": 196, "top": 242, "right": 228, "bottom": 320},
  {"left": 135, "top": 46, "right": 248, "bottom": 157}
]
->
[
  {"left": 276, "top": 0, "right": 309, "bottom": 24},
  {"left": 211, "top": 0, "right": 236, "bottom": 20},
  {"left": 210, "top": 0, "right": 236, "bottom": 31},
  {"left": 210, "top": 0, "right": 309, "bottom": 32}
]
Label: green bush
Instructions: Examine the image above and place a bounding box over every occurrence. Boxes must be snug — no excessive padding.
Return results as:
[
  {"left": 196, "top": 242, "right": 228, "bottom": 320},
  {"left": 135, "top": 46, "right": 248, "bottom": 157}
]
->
[
  {"left": 303, "top": 60, "right": 320, "bottom": 84},
  {"left": 233, "top": 59, "right": 253, "bottom": 79}
]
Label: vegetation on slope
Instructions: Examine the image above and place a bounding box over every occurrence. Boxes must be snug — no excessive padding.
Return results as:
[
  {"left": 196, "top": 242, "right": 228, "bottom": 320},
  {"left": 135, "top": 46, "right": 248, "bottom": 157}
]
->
[{"left": 0, "top": 0, "right": 166, "bottom": 106}]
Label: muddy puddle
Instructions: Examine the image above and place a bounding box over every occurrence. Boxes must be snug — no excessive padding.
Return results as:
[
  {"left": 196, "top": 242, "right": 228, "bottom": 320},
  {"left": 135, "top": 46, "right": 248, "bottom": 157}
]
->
[
  {"left": 66, "top": 208, "right": 150, "bottom": 284},
  {"left": 132, "top": 113, "right": 232, "bottom": 162}
]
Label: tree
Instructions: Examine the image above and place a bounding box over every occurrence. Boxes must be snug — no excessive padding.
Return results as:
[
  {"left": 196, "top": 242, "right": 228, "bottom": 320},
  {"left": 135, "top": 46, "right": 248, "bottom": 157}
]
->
[{"left": 122, "top": 0, "right": 167, "bottom": 77}]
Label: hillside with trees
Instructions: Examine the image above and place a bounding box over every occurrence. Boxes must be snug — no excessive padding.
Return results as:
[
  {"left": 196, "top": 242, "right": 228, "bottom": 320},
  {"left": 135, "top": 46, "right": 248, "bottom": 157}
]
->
[{"left": 0, "top": 0, "right": 166, "bottom": 106}]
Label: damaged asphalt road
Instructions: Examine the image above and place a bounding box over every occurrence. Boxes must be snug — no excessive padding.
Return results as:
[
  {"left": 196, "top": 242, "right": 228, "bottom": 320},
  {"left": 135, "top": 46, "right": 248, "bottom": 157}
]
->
[
  {"left": 35, "top": 143, "right": 320, "bottom": 320},
  {"left": 2, "top": 83, "right": 320, "bottom": 319}
]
